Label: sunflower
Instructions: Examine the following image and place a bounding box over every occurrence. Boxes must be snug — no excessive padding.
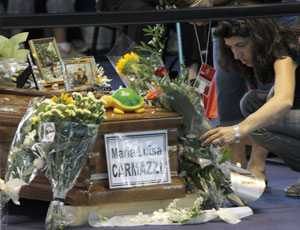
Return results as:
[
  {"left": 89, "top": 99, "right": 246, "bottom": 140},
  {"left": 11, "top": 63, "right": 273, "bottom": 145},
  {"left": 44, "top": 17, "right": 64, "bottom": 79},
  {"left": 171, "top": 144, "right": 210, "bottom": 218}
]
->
[{"left": 116, "top": 52, "right": 140, "bottom": 77}]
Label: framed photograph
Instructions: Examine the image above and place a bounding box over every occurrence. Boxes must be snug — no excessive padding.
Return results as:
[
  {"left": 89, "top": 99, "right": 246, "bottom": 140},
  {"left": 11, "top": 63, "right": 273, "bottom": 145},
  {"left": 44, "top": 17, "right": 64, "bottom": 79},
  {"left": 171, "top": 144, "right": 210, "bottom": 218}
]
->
[
  {"left": 62, "top": 56, "right": 97, "bottom": 90},
  {"left": 29, "top": 37, "right": 64, "bottom": 86}
]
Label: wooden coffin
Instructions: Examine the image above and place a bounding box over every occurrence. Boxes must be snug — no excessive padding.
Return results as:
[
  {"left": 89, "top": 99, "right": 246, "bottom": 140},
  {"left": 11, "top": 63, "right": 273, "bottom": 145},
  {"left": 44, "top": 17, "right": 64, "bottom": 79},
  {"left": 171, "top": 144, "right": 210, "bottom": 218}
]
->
[{"left": 0, "top": 87, "right": 185, "bottom": 206}]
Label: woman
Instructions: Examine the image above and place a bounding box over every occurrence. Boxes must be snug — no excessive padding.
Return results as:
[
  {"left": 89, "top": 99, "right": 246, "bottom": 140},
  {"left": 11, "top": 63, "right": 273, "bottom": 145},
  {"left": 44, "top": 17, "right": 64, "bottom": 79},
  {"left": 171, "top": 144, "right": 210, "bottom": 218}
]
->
[
  {"left": 166, "top": 0, "right": 299, "bottom": 186},
  {"left": 200, "top": 18, "right": 300, "bottom": 196}
]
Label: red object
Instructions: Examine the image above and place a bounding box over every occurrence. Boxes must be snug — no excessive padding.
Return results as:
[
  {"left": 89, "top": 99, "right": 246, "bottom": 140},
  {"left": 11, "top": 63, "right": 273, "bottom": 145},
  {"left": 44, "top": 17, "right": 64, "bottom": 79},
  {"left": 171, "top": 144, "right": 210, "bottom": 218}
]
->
[
  {"left": 199, "top": 63, "right": 216, "bottom": 81},
  {"left": 155, "top": 67, "right": 168, "bottom": 78},
  {"left": 203, "top": 78, "right": 218, "bottom": 119}
]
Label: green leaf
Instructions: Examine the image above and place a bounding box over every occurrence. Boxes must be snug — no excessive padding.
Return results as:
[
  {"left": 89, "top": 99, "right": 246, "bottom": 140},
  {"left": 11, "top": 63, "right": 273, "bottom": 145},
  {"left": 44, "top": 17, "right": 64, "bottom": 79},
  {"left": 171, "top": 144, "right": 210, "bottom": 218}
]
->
[
  {"left": 0, "top": 35, "right": 10, "bottom": 45},
  {"left": 219, "top": 147, "right": 234, "bottom": 164},
  {"left": 1, "top": 47, "right": 14, "bottom": 58},
  {"left": 13, "top": 49, "right": 30, "bottom": 62},
  {"left": 161, "top": 86, "right": 197, "bottom": 133},
  {"left": 10, "top": 32, "right": 29, "bottom": 46},
  {"left": 142, "top": 28, "right": 152, "bottom": 33}
]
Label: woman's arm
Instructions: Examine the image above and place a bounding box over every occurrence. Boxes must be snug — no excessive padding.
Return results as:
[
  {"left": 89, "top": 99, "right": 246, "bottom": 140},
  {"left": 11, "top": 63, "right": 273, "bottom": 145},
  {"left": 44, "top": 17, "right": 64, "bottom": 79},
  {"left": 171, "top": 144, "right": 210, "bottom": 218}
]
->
[
  {"left": 238, "top": 56, "right": 296, "bottom": 136},
  {"left": 200, "top": 56, "right": 297, "bottom": 146}
]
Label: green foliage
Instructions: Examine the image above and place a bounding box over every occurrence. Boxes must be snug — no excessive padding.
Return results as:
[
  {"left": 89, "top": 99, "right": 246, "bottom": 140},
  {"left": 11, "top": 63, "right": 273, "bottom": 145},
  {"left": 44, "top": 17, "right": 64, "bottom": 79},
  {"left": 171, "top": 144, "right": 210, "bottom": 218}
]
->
[{"left": 0, "top": 32, "right": 29, "bottom": 61}]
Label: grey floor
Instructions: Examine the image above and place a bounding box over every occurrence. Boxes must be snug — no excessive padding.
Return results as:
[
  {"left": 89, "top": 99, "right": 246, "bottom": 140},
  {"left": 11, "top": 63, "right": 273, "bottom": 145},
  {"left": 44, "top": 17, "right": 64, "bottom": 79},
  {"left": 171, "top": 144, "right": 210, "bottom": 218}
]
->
[{"left": 2, "top": 160, "right": 300, "bottom": 230}]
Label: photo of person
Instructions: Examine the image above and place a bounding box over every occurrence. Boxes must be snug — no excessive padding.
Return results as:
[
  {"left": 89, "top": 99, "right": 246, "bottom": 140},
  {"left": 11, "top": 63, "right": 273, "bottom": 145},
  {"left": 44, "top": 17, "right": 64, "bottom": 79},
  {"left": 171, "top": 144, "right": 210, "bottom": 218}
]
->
[
  {"left": 63, "top": 57, "right": 97, "bottom": 89},
  {"left": 75, "top": 68, "right": 88, "bottom": 85},
  {"left": 29, "top": 38, "right": 64, "bottom": 85}
]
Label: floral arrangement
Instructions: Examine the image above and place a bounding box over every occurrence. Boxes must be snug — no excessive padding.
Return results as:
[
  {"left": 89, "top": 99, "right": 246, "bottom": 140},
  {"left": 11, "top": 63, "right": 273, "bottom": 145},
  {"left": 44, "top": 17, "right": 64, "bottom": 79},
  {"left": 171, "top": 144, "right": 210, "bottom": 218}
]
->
[
  {"left": 1, "top": 92, "right": 106, "bottom": 229},
  {"left": 33, "top": 92, "right": 106, "bottom": 124},
  {"left": 114, "top": 7, "right": 234, "bottom": 211},
  {"left": 89, "top": 197, "right": 253, "bottom": 227},
  {"left": 132, "top": 198, "right": 204, "bottom": 224}
]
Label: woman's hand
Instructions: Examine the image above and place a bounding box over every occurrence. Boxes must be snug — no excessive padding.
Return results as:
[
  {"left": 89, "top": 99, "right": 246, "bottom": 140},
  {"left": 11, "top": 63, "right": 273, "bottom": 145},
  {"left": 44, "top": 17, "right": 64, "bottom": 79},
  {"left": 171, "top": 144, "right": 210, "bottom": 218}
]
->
[{"left": 200, "top": 126, "right": 236, "bottom": 146}]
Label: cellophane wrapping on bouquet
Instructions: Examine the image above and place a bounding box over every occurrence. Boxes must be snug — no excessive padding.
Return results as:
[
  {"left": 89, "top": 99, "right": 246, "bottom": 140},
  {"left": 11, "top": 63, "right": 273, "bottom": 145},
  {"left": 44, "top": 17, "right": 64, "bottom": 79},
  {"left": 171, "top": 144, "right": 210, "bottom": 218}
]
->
[
  {"left": 1, "top": 97, "right": 45, "bottom": 225},
  {"left": 113, "top": 45, "right": 233, "bottom": 209},
  {"left": 158, "top": 84, "right": 233, "bottom": 209},
  {"left": 26, "top": 92, "right": 106, "bottom": 230},
  {"left": 37, "top": 122, "right": 99, "bottom": 230}
]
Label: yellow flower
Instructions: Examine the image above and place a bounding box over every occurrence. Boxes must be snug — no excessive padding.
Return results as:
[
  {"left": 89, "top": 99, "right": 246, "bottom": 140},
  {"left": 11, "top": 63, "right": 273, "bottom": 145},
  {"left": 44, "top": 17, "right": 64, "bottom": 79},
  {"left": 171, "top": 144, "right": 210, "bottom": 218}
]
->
[
  {"left": 116, "top": 52, "right": 140, "bottom": 77},
  {"left": 51, "top": 95, "right": 58, "bottom": 102},
  {"left": 116, "top": 58, "right": 127, "bottom": 77},
  {"left": 66, "top": 97, "right": 74, "bottom": 104},
  {"left": 51, "top": 93, "right": 74, "bottom": 104},
  {"left": 31, "top": 116, "right": 40, "bottom": 125}
]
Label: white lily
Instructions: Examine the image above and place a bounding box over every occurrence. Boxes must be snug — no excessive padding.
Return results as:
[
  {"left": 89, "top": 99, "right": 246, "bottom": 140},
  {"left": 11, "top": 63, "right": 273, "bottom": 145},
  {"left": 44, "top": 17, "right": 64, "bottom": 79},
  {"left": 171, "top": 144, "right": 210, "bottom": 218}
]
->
[{"left": 0, "top": 178, "right": 27, "bottom": 205}]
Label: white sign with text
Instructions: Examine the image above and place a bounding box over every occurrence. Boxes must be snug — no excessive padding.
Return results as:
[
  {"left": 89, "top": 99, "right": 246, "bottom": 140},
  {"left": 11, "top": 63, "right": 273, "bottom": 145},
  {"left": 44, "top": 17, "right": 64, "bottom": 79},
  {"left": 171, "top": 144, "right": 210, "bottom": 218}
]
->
[{"left": 105, "top": 130, "right": 171, "bottom": 189}]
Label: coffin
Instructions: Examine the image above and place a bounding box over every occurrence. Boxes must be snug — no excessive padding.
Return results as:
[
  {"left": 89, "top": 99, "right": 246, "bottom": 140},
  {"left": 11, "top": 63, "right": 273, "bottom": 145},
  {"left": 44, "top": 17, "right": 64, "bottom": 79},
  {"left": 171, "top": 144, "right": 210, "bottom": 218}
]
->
[{"left": 0, "top": 86, "right": 185, "bottom": 206}]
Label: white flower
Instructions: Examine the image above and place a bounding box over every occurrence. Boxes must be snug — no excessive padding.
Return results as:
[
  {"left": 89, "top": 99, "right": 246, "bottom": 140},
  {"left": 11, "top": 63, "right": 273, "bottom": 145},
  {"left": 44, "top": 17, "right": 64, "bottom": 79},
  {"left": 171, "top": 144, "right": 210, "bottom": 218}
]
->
[
  {"left": 10, "top": 146, "right": 21, "bottom": 154},
  {"left": 43, "top": 99, "right": 55, "bottom": 105},
  {"left": 33, "top": 157, "right": 45, "bottom": 170},
  {"left": 87, "top": 92, "right": 95, "bottom": 100},
  {"left": 96, "top": 64, "right": 112, "bottom": 87},
  {"left": 66, "top": 109, "right": 76, "bottom": 117},
  {"left": 83, "top": 109, "right": 91, "bottom": 115},
  {"left": 22, "top": 124, "right": 33, "bottom": 133},
  {"left": 99, "top": 98, "right": 107, "bottom": 104},
  {"left": 54, "top": 104, "right": 67, "bottom": 111},
  {"left": 51, "top": 109, "right": 64, "bottom": 118},
  {"left": 23, "top": 129, "right": 36, "bottom": 146},
  {"left": 0, "top": 178, "right": 27, "bottom": 205},
  {"left": 67, "top": 104, "right": 76, "bottom": 110}
]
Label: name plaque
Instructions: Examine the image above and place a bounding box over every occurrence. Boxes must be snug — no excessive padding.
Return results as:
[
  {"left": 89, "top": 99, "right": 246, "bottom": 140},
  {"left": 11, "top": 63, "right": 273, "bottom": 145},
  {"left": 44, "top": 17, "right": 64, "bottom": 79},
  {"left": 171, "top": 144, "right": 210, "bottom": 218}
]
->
[{"left": 105, "top": 130, "right": 171, "bottom": 189}]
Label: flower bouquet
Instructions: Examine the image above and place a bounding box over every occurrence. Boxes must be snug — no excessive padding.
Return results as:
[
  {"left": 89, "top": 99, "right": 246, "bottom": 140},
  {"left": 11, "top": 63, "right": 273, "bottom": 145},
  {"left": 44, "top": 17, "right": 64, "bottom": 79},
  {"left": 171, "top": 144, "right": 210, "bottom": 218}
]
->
[
  {"left": 89, "top": 197, "right": 253, "bottom": 227},
  {"left": 109, "top": 0, "right": 265, "bottom": 218},
  {"left": 29, "top": 92, "right": 106, "bottom": 230},
  {"left": 1, "top": 97, "right": 46, "bottom": 225},
  {"left": 115, "top": 45, "right": 231, "bottom": 209}
]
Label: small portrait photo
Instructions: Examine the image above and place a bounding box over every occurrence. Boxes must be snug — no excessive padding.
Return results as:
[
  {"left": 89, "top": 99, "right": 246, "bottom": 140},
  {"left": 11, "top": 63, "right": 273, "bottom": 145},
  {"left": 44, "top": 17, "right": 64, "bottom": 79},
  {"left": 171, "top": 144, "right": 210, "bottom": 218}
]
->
[
  {"left": 29, "top": 37, "right": 64, "bottom": 86},
  {"left": 62, "top": 57, "right": 97, "bottom": 90}
]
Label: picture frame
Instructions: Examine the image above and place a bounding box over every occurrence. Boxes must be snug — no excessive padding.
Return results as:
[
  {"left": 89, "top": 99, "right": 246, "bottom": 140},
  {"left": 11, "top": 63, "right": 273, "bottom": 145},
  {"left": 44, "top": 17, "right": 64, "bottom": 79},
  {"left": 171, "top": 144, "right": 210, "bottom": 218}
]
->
[
  {"left": 29, "top": 37, "right": 64, "bottom": 86},
  {"left": 62, "top": 56, "right": 97, "bottom": 91}
]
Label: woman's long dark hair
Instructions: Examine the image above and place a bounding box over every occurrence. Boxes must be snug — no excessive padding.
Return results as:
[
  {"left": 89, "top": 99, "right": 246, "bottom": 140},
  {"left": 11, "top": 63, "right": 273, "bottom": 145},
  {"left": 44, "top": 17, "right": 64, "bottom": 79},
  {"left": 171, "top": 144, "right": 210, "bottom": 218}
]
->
[{"left": 214, "top": 18, "right": 300, "bottom": 88}]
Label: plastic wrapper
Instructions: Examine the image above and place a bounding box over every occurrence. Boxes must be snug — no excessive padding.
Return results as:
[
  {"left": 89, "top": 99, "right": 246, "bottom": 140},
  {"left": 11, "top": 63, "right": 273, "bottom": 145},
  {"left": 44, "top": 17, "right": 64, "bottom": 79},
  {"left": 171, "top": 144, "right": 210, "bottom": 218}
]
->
[
  {"left": 36, "top": 122, "right": 99, "bottom": 230},
  {"left": 0, "top": 58, "right": 29, "bottom": 87},
  {"left": 0, "top": 97, "right": 45, "bottom": 225},
  {"left": 154, "top": 86, "right": 265, "bottom": 207},
  {"left": 162, "top": 87, "right": 229, "bottom": 209}
]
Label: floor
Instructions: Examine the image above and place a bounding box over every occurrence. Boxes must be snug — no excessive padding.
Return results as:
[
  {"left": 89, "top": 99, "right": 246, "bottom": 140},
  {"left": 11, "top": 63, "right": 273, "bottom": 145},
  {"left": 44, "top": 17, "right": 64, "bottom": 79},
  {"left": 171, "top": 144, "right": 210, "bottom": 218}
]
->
[{"left": 2, "top": 160, "right": 300, "bottom": 230}]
